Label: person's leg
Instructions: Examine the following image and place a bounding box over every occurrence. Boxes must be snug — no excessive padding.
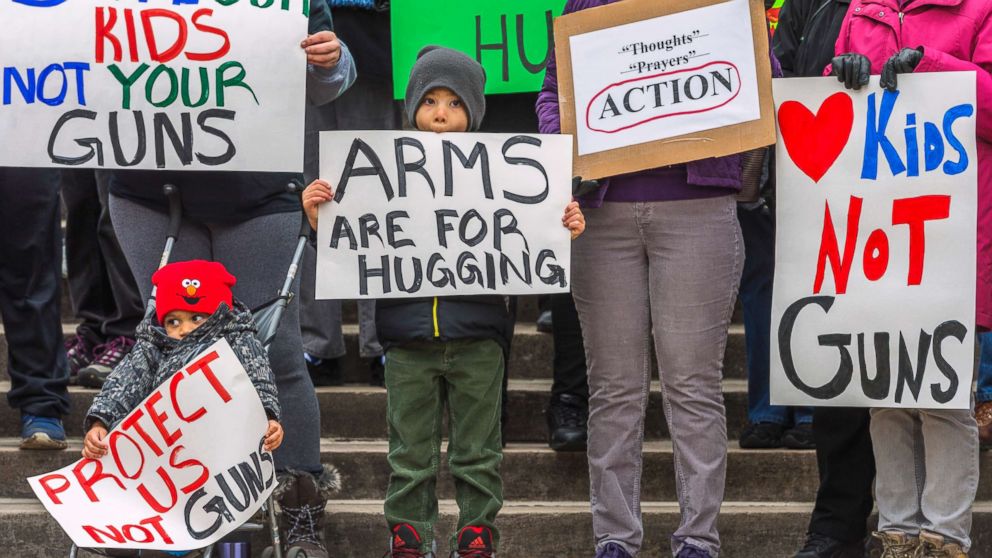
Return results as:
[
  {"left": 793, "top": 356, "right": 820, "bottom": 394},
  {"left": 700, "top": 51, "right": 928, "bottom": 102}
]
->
[
  {"left": 572, "top": 202, "right": 651, "bottom": 556},
  {"left": 357, "top": 300, "right": 383, "bottom": 358},
  {"left": 211, "top": 211, "right": 321, "bottom": 473},
  {"left": 548, "top": 292, "right": 589, "bottom": 451},
  {"left": 61, "top": 170, "right": 110, "bottom": 349},
  {"left": 918, "top": 408, "right": 979, "bottom": 550},
  {"left": 108, "top": 194, "right": 212, "bottom": 302},
  {"left": 976, "top": 332, "right": 992, "bottom": 445},
  {"left": 645, "top": 196, "right": 742, "bottom": 557},
  {"left": 805, "top": 407, "right": 875, "bottom": 545},
  {"left": 0, "top": 168, "right": 70, "bottom": 445},
  {"left": 444, "top": 339, "right": 505, "bottom": 552},
  {"left": 93, "top": 171, "right": 143, "bottom": 339},
  {"left": 383, "top": 342, "right": 445, "bottom": 553},
  {"left": 870, "top": 409, "right": 926, "bottom": 536},
  {"left": 299, "top": 241, "right": 347, "bottom": 363}
]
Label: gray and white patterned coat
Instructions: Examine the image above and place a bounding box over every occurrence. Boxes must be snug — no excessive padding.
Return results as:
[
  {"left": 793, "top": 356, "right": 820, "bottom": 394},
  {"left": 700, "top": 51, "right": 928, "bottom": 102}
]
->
[{"left": 85, "top": 300, "right": 280, "bottom": 431}]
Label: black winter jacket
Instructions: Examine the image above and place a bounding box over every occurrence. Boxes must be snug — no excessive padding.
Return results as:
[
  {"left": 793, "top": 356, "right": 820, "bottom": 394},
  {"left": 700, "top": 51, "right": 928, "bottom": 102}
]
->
[
  {"left": 773, "top": 0, "right": 851, "bottom": 78},
  {"left": 376, "top": 295, "right": 513, "bottom": 352}
]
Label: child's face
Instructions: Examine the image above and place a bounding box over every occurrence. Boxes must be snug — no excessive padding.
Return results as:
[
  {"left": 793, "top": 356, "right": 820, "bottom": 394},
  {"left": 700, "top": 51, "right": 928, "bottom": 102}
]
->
[
  {"left": 415, "top": 87, "right": 469, "bottom": 133},
  {"left": 162, "top": 310, "right": 210, "bottom": 340}
]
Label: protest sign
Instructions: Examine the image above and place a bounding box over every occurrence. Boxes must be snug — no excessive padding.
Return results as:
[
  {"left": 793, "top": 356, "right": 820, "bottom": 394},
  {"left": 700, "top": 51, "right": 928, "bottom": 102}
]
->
[
  {"left": 553, "top": 0, "right": 776, "bottom": 179},
  {"left": 0, "top": 0, "right": 309, "bottom": 171},
  {"left": 390, "top": 0, "right": 566, "bottom": 99},
  {"left": 315, "top": 130, "right": 573, "bottom": 299},
  {"left": 771, "top": 74, "right": 977, "bottom": 409},
  {"left": 28, "top": 339, "right": 274, "bottom": 550}
]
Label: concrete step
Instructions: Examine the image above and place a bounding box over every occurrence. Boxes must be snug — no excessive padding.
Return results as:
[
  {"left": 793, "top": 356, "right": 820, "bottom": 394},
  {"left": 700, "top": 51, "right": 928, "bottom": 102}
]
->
[
  {"left": 0, "top": 323, "right": 749, "bottom": 383},
  {"left": 5, "top": 498, "right": 992, "bottom": 557},
  {"left": 5, "top": 438, "right": 992, "bottom": 503},
  {"left": 0, "top": 380, "right": 753, "bottom": 441}
]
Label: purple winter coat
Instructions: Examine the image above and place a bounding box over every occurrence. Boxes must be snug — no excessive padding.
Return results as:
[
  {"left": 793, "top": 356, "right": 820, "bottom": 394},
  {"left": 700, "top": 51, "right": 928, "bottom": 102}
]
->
[
  {"left": 829, "top": 0, "right": 992, "bottom": 329},
  {"left": 537, "top": 0, "right": 753, "bottom": 207}
]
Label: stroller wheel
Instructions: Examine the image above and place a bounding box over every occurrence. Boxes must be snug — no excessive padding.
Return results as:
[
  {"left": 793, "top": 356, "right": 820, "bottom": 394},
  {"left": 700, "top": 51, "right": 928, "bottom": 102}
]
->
[
  {"left": 285, "top": 548, "right": 308, "bottom": 558},
  {"left": 260, "top": 547, "right": 275, "bottom": 558}
]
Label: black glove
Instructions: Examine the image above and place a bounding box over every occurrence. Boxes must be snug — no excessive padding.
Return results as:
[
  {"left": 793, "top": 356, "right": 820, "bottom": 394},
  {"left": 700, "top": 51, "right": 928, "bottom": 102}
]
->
[
  {"left": 830, "top": 53, "right": 872, "bottom": 90},
  {"left": 880, "top": 47, "right": 924, "bottom": 92},
  {"left": 572, "top": 176, "right": 600, "bottom": 198}
]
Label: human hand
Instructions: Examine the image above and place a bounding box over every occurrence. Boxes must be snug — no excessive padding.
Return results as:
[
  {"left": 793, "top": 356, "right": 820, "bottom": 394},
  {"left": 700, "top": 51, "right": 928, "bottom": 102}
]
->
[
  {"left": 830, "top": 53, "right": 872, "bottom": 90},
  {"left": 303, "top": 179, "right": 334, "bottom": 231},
  {"left": 562, "top": 200, "right": 585, "bottom": 240},
  {"left": 263, "top": 420, "right": 284, "bottom": 452},
  {"left": 301, "top": 31, "right": 341, "bottom": 69},
  {"left": 880, "top": 47, "right": 923, "bottom": 92},
  {"left": 82, "top": 423, "right": 109, "bottom": 460}
]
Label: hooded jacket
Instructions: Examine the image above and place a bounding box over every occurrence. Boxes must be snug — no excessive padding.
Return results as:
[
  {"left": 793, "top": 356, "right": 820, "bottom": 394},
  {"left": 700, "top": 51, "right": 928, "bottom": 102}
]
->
[
  {"left": 376, "top": 295, "right": 513, "bottom": 352},
  {"left": 829, "top": 0, "right": 992, "bottom": 329},
  {"left": 85, "top": 300, "right": 280, "bottom": 430},
  {"left": 536, "top": 0, "right": 751, "bottom": 207},
  {"left": 774, "top": 0, "right": 851, "bottom": 77}
]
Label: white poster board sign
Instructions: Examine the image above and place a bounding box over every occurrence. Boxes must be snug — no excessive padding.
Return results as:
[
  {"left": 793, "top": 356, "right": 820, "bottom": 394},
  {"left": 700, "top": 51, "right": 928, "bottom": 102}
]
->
[
  {"left": 568, "top": 0, "right": 761, "bottom": 156},
  {"left": 315, "top": 130, "right": 574, "bottom": 299},
  {"left": 28, "top": 340, "right": 275, "bottom": 550},
  {"left": 0, "top": 0, "right": 309, "bottom": 171},
  {"left": 771, "top": 74, "right": 977, "bottom": 409}
]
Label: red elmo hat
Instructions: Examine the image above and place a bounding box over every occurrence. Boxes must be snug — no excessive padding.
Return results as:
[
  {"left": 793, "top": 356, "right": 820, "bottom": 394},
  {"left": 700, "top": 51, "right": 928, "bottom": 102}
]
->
[{"left": 151, "top": 260, "right": 236, "bottom": 324}]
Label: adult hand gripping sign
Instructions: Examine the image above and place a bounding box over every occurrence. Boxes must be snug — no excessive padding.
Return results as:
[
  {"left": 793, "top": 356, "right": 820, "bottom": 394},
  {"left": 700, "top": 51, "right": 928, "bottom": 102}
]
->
[
  {"left": 28, "top": 340, "right": 276, "bottom": 551},
  {"left": 771, "top": 73, "right": 977, "bottom": 409}
]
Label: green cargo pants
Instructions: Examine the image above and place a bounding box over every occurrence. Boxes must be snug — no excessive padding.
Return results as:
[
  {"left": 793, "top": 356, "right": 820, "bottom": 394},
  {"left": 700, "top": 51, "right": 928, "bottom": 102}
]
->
[{"left": 383, "top": 339, "right": 505, "bottom": 552}]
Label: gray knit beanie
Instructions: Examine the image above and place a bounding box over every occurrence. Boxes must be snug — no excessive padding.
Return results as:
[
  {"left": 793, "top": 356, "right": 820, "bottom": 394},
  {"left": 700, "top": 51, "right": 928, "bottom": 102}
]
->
[{"left": 405, "top": 46, "right": 487, "bottom": 131}]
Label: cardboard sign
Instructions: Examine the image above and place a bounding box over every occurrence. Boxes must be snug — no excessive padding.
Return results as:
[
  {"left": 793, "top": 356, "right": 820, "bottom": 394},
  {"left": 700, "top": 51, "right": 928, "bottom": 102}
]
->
[
  {"left": 0, "top": 0, "right": 309, "bottom": 171},
  {"left": 315, "top": 130, "right": 573, "bottom": 299},
  {"left": 28, "top": 340, "right": 275, "bottom": 550},
  {"left": 390, "top": 0, "right": 566, "bottom": 99},
  {"left": 771, "top": 74, "right": 978, "bottom": 409},
  {"left": 554, "top": 0, "right": 776, "bottom": 179}
]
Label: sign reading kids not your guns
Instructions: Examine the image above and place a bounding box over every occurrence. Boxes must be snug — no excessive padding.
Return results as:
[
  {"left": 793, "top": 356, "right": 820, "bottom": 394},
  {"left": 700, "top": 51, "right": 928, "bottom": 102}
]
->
[
  {"left": 771, "top": 74, "right": 978, "bottom": 410},
  {"left": 0, "top": 0, "right": 309, "bottom": 171}
]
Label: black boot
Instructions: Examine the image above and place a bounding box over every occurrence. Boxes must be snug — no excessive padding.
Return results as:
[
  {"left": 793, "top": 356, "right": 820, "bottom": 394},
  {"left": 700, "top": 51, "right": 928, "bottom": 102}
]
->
[
  {"left": 546, "top": 393, "right": 587, "bottom": 452},
  {"left": 274, "top": 465, "right": 342, "bottom": 558},
  {"left": 793, "top": 533, "right": 864, "bottom": 558}
]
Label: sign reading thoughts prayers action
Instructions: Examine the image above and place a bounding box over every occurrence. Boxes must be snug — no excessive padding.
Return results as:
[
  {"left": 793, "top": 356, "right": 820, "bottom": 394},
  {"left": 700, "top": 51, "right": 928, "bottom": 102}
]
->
[
  {"left": 553, "top": 0, "right": 775, "bottom": 179},
  {"left": 771, "top": 74, "right": 978, "bottom": 409},
  {"left": 0, "top": 0, "right": 309, "bottom": 171},
  {"left": 28, "top": 340, "right": 274, "bottom": 550},
  {"left": 315, "top": 131, "right": 573, "bottom": 299}
]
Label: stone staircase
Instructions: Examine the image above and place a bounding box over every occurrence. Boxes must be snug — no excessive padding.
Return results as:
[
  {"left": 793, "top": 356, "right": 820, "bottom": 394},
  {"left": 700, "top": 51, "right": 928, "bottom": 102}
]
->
[{"left": 1, "top": 300, "right": 991, "bottom": 557}]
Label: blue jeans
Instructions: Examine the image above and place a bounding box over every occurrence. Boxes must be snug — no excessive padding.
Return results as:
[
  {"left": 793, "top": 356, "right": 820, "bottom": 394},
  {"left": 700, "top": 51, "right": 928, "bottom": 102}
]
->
[
  {"left": 738, "top": 203, "right": 812, "bottom": 426},
  {"left": 978, "top": 332, "right": 992, "bottom": 404}
]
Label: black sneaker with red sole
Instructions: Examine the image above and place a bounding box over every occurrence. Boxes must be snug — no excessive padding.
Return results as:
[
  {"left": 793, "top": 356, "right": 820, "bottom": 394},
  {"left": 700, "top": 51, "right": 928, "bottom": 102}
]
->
[
  {"left": 453, "top": 525, "right": 495, "bottom": 558},
  {"left": 385, "top": 523, "right": 436, "bottom": 558}
]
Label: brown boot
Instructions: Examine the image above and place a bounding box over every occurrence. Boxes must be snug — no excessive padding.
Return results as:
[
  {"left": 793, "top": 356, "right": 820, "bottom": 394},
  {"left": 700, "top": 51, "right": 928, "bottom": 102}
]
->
[
  {"left": 976, "top": 401, "right": 992, "bottom": 447},
  {"left": 918, "top": 531, "right": 967, "bottom": 558},
  {"left": 872, "top": 531, "right": 919, "bottom": 558}
]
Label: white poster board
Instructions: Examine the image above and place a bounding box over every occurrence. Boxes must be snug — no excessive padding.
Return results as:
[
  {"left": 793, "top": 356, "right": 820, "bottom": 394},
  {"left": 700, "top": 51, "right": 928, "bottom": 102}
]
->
[
  {"left": 0, "top": 0, "right": 309, "bottom": 171},
  {"left": 315, "top": 130, "right": 574, "bottom": 299},
  {"left": 28, "top": 340, "right": 275, "bottom": 550},
  {"left": 568, "top": 0, "right": 761, "bottom": 156},
  {"left": 771, "top": 74, "right": 977, "bottom": 409}
]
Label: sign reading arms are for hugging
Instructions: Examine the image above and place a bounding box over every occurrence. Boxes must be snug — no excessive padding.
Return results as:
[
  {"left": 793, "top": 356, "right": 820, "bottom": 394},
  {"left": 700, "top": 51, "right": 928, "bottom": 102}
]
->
[
  {"left": 771, "top": 74, "right": 978, "bottom": 409},
  {"left": 28, "top": 340, "right": 274, "bottom": 550},
  {"left": 0, "top": 0, "right": 309, "bottom": 171}
]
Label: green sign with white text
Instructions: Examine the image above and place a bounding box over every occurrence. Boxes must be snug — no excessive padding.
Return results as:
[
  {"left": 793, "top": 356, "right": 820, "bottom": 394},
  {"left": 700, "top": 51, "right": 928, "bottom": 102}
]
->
[{"left": 391, "top": 0, "right": 567, "bottom": 99}]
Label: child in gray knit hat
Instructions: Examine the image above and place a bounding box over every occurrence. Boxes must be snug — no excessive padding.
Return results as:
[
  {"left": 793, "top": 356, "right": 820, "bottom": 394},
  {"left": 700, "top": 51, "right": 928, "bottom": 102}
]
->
[{"left": 301, "top": 45, "right": 585, "bottom": 558}]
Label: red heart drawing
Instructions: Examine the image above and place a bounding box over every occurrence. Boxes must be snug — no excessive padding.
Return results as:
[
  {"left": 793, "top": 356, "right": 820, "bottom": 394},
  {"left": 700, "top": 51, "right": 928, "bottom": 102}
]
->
[{"left": 778, "top": 92, "right": 854, "bottom": 183}]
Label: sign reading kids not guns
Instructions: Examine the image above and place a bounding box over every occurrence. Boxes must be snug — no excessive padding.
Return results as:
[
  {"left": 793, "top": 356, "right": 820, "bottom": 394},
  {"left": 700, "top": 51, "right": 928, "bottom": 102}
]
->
[
  {"left": 390, "top": 0, "right": 566, "bottom": 99},
  {"left": 315, "top": 130, "right": 573, "bottom": 299},
  {"left": 0, "top": 0, "right": 309, "bottom": 172},
  {"left": 771, "top": 74, "right": 978, "bottom": 410},
  {"left": 553, "top": 0, "right": 776, "bottom": 180},
  {"left": 28, "top": 340, "right": 274, "bottom": 550}
]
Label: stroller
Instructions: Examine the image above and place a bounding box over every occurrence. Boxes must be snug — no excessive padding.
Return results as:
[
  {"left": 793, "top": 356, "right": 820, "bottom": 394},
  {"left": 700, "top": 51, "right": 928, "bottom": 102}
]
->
[{"left": 69, "top": 183, "right": 315, "bottom": 558}]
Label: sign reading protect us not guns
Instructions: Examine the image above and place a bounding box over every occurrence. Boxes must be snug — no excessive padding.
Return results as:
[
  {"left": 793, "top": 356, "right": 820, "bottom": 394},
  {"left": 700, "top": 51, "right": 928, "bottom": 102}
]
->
[
  {"left": 553, "top": 0, "right": 776, "bottom": 179},
  {"left": 0, "top": 0, "right": 309, "bottom": 172},
  {"left": 28, "top": 340, "right": 274, "bottom": 550},
  {"left": 771, "top": 74, "right": 978, "bottom": 409}
]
